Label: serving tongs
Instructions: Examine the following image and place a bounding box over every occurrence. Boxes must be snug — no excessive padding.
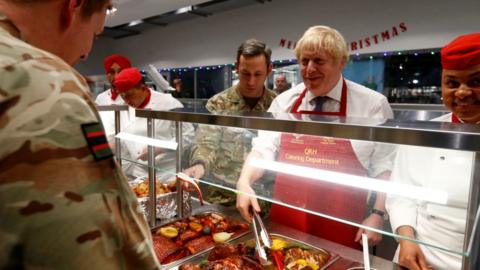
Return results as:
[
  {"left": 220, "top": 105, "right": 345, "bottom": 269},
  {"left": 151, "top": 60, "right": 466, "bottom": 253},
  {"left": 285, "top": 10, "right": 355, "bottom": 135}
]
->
[
  {"left": 176, "top": 172, "right": 204, "bottom": 206},
  {"left": 251, "top": 209, "right": 272, "bottom": 266}
]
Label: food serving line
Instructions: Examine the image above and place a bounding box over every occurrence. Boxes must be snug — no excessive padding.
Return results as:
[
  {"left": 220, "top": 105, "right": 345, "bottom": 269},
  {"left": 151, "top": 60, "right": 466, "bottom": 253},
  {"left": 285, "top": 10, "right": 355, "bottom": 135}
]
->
[{"left": 97, "top": 106, "right": 480, "bottom": 269}]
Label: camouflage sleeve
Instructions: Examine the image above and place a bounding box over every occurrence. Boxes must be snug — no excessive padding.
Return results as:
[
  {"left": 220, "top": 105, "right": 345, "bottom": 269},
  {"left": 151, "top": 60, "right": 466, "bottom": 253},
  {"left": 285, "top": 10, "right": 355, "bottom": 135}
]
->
[
  {"left": 0, "top": 54, "right": 159, "bottom": 269},
  {"left": 189, "top": 124, "right": 223, "bottom": 174}
]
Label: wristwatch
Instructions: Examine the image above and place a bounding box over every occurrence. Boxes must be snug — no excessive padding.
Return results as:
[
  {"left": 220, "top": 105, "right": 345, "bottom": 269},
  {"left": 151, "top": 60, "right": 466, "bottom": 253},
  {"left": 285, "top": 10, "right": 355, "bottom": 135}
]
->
[{"left": 370, "top": 209, "right": 388, "bottom": 221}]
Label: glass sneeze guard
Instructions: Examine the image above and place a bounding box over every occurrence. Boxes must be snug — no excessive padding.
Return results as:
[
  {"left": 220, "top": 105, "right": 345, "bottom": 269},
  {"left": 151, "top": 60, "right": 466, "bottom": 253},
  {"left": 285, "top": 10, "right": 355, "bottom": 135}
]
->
[{"left": 132, "top": 108, "right": 480, "bottom": 267}]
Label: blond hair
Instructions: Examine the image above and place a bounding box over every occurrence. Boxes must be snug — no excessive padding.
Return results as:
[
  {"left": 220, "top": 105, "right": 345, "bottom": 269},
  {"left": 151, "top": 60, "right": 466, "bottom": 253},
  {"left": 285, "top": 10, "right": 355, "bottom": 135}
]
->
[{"left": 295, "top": 25, "right": 349, "bottom": 63}]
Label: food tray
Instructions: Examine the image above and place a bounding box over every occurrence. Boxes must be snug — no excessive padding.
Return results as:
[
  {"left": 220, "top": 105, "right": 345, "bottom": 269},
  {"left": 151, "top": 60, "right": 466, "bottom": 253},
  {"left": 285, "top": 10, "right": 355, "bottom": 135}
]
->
[
  {"left": 137, "top": 191, "right": 192, "bottom": 219},
  {"left": 150, "top": 211, "right": 250, "bottom": 269},
  {"left": 130, "top": 178, "right": 192, "bottom": 219},
  {"left": 176, "top": 233, "right": 340, "bottom": 270}
]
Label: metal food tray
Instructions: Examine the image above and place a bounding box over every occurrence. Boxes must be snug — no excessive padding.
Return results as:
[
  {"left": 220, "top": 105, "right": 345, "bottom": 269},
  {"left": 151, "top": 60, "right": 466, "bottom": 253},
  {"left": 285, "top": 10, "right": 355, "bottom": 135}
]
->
[
  {"left": 138, "top": 191, "right": 191, "bottom": 219},
  {"left": 129, "top": 177, "right": 192, "bottom": 219},
  {"left": 151, "top": 210, "right": 250, "bottom": 270},
  {"left": 172, "top": 233, "right": 341, "bottom": 270}
]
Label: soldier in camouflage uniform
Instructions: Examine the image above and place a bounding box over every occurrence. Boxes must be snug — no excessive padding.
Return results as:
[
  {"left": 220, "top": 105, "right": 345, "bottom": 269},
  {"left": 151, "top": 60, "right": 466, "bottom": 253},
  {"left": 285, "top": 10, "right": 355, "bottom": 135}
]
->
[
  {"left": 184, "top": 39, "right": 277, "bottom": 213},
  {"left": 0, "top": 1, "right": 159, "bottom": 269}
]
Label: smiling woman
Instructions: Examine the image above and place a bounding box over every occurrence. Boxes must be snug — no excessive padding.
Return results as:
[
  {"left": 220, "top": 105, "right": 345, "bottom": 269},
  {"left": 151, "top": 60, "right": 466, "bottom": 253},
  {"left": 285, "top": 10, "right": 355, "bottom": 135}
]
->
[{"left": 440, "top": 33, "right": 480, "bottom": 124}]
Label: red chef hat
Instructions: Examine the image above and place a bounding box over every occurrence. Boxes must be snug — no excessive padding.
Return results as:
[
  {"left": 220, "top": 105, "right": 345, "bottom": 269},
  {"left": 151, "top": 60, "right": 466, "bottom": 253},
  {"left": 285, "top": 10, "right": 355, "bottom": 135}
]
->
[
  {"left": 103, "top": 54, "right": 132, "bottom": 73},
  {"left": 114, "top": 68, "right": 143, "bottom": 93},
  {"left": 441, "top": 33, "right": 480, "bottom": 70}
]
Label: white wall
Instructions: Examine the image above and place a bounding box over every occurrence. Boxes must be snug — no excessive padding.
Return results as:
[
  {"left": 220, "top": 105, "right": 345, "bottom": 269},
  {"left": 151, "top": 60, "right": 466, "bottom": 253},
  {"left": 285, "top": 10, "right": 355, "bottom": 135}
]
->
[{"left": 76, "top": 0, "right": 480, "bottom": 75}]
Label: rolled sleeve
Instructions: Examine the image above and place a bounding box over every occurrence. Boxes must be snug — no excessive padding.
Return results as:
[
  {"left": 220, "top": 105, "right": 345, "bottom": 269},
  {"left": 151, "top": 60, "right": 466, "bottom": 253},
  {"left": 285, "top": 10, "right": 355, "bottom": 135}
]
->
[
  {"left": 385, "top": 147, "right": 418, "bottom": 234},
  {"left": 251, "top": 130, "right": 280, "bottom": 161}
]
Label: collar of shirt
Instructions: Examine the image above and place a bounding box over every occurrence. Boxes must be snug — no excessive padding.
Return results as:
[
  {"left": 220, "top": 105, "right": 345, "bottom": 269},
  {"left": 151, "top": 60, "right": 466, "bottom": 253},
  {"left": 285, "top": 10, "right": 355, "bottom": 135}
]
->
[
  {"left": 304, "top": 75, "right": 343, "bottom": 110},
  {"left": 230, "top": 84, "right": 268, "bottom": 110}
]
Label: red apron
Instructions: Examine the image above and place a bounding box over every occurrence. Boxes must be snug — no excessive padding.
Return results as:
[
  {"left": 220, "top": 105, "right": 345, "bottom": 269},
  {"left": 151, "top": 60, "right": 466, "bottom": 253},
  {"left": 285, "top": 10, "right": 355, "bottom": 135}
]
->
[{"left": 270, "top": 80, "right": 368, "bottom": 249}]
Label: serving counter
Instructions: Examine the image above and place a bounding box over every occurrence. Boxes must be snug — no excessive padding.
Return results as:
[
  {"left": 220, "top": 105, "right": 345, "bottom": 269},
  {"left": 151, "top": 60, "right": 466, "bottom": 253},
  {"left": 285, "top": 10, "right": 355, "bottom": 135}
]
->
[{"left": 104, "top": 106, "right": 480, "bottom": 269}]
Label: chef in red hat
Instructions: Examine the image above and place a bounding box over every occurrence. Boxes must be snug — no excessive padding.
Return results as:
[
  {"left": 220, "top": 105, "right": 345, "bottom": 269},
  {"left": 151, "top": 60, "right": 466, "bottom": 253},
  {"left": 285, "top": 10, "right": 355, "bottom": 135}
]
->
[
  {"left": 386, "top": 33, "right": 480, "bottom": 270},
  {"left": 96, "top": 54, "right": 132, "bottom": 105},
  {"left": 95, "top": 54, "right": 132, "bottom": 142},
  {"left": 114, "top": 67, "right": 194, "bottom": 180}
]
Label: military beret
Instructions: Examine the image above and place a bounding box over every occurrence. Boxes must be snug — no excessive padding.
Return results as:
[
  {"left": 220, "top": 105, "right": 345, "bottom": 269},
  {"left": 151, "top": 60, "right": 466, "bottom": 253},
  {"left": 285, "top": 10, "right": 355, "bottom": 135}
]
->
[
  {"left": 103, "top": 54, "right": 132, "bottom": 73},
  {"left": 441, "top": 33, "right": 480, "bottom": 70},
  {"left": 114, "top": 67, "right": 143, "bottom": 93}
]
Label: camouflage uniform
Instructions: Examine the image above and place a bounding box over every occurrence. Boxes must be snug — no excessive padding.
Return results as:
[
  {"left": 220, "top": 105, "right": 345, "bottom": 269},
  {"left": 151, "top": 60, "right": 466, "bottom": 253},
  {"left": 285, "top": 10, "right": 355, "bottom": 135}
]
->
[
  {"left": 0, "top": 13, "right": 159, "bottom": 269},
  {"left": 189, "top": 85, "right": 276, "bottom": 209}
]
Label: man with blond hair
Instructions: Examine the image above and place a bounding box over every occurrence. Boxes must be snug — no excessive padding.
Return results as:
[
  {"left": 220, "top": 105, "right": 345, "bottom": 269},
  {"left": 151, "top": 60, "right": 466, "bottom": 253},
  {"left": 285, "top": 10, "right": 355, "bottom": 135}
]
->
[
  {"left": 0, "top": 1, "right": 159, "bottom": 269},
  {"left": 236, "top": 26, "right": 395, "bottom": 249}
]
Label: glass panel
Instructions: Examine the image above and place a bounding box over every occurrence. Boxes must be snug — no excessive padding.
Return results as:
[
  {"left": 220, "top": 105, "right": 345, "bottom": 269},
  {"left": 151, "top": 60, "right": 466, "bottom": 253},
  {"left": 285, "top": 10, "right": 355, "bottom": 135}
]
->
[
  {"left": 169, "top": 69, "right": 195, "bottom": 98},
  {"left": 196, "top": 66, "right": 230, "bottom": 98},
  {"left": 182, "top": 121, "right": 476, "bottom": 256},
  {"left": 116, "top": 118, "right": 193, "bottom": 182}
]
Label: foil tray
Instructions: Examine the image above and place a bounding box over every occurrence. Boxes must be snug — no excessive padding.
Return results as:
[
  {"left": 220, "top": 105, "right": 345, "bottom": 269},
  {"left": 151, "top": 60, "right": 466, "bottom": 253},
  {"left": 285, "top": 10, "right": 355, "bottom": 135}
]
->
[
  {"left": 151, "top": 210, "right": 250, "bottom": 270},
  {"left": 138, "top": 191, "right": 192, "bottom": 220},
  {"left": 173, "top": 233, "right": 341, "bottom": 270},
  {"left": 130, "top": 177, "right": 192, "bottom": 219}
]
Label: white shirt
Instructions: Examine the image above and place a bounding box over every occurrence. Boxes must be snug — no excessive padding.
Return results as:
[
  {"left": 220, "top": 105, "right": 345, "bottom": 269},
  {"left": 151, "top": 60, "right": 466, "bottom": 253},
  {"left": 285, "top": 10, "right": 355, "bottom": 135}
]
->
[
  {"left": 252, "top": 76, "right": 395, "bottom": 177},
  {"left": 95, "top": 89, "right": 123, "bottom": 105},
  {"left": 120, "top": 90, "right": 194, "bottom": 181},
  {"left": 386, "top": 113, "right": 471, "bottom": 270},
  {"left": 95, "top": 89, "right": 130, "bottom": 139}
]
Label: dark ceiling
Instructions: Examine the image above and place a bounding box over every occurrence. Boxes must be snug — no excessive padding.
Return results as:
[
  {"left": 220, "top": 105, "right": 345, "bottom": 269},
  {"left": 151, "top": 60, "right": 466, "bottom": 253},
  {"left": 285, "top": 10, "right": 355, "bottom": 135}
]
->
[{"left": 102, "top": 0, "right": 272, "bottom": 39}]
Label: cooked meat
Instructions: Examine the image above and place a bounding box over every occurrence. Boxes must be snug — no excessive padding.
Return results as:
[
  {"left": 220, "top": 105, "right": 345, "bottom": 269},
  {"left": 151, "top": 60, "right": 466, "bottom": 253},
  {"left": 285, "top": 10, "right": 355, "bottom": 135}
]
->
[
  {"left": 285, "top": 247, "right": 305, "bottom": 261},
  {"left": 185, "top": 235, "right": 215, "bottom": 254},
  {"left": 207, "top": 243, "right": 249, "bottom": 261},
  {"left": 241, "top": 255, "right": 264, "bottom": 270},
  {"left": 173, "top": 221, "right": 189, "bottom": 230},
  {"left": 227, "top": 218, "right": 249, "bottom": 231},
  {"left": 208, "top": 243, "right": 238, "bottom": 261},
  {"left": 162, "top": 248, "right": 190, "bottom": 264},
  {"left": 178, "top": 229, "right": 200, "bottom": 243},
  {"left": 152, "top": 235, "right": 181, "bottom": 262},
  {"left": 204, "top": 256, "right": 263, "bottom": 270},
  {"left": 179, "top": 263, "right": 202, "bottom": 270},
  {"left": 204, "top": 256, "right": 244, "bottom": 270},
  {"left": 284, "top": 247, "right": 331, "bottom": 269}
]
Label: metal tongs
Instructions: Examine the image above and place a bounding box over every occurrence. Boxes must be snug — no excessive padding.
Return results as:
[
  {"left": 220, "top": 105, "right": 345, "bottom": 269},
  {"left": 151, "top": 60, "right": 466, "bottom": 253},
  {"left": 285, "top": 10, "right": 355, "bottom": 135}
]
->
[
  {"left": 251, "top": 209, "right": 272, "bottom": 266},
  {"left": 176, "top": 172, "right": 204, "bottom": 206}
]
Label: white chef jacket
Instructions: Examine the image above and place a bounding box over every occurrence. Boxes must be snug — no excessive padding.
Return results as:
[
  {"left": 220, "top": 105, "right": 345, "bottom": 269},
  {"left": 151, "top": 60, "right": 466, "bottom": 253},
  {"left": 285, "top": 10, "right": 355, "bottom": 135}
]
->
[
  {"left": 120, "top": 90, "right": 194, "bottom": 181},
  {"left": 386, "top": 113, "right": 472, "bottom": 270},
  {"left": 95, "top": 89, "right": 130, "bottom": 140},
  {"left": 252, "top": 76, "right": 395, "bottom": 177}
]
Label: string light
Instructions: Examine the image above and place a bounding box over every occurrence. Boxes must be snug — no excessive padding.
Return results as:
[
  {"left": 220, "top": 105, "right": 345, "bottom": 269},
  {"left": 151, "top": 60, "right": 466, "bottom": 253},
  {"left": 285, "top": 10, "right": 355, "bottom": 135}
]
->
[{"left": 155, "top": 51, "right": 443, "bottom": 73}]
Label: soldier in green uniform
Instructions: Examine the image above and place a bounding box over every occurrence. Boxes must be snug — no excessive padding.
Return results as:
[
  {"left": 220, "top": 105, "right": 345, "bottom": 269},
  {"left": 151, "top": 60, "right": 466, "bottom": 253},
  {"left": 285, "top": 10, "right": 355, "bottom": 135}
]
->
[
  {"left": 184, "top": 39, "right": 277, "bottom": 212},
  {"left": 0, "top": 1, "right": 159, "bottom": 269}
]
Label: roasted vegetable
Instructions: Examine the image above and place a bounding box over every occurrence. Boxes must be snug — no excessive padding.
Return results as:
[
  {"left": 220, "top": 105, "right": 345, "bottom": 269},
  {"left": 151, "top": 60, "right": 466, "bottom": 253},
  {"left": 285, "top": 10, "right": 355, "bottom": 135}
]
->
[{"left": 157, "top": 226, "right": 178, "bottom": 238}]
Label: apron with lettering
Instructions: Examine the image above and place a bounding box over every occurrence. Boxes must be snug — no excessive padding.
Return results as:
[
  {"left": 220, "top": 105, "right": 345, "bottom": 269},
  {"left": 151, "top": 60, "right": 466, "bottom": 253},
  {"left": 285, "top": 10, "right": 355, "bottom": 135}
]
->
[{"left": 270, "top": 80, "right": 369, "bottom": 249}]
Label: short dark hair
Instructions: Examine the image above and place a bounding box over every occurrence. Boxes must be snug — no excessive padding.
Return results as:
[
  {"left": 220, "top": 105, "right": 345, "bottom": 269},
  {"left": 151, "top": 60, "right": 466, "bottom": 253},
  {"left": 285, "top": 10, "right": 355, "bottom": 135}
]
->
[
  {"left": 9, "top": 0, "right": 111, "bottom": 18},
  {"left": 81, "top": 0, "right": 111, "bottom": 17},
  {"left": 236, "top": 39, "right": 272, "bottom": 67}
]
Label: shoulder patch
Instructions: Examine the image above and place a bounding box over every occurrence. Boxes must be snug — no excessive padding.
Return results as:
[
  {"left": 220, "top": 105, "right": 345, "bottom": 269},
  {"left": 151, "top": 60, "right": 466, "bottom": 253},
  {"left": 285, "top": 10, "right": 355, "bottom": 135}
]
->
[{"left": 81, "top": 122, "right": 113, "bottom": 161}]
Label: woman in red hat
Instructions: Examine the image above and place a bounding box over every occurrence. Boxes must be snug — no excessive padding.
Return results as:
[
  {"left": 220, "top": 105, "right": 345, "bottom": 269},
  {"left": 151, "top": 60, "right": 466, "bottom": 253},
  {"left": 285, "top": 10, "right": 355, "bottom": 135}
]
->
[{"left": 386, "top": 33, "right": 480, "bottom": 270}]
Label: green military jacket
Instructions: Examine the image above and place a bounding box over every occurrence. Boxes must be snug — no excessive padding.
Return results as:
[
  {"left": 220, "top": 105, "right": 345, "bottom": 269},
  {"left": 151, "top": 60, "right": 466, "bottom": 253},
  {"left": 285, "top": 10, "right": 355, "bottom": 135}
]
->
[
  {"left": 0, "top": 14, "right": 159, "bottom": 269},
  {"left": 189, "top": 85, "right": 276, "bottom": 204}
]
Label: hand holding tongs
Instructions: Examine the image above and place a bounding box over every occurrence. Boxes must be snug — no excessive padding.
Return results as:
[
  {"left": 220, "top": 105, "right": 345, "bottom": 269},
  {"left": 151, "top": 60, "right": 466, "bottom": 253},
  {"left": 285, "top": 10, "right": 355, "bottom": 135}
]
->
[
  {"left": 176, "top": 172, "right": 204, "bottom": 206},
  {"left": 251, "top": 209, "right": 272, "bottom": 266}
]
